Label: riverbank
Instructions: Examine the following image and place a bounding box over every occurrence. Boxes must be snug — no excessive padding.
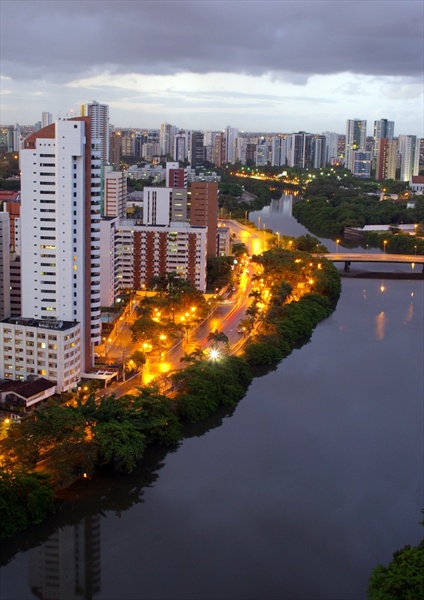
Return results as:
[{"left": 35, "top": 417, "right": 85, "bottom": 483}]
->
[{"left": 1, "top": 245, "right": 341, "bottom": 542}]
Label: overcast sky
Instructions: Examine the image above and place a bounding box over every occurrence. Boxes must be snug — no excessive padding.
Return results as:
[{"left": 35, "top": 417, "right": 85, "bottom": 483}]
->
[{"left": 1, "top": 0, "right": 423, "bottom": 136}]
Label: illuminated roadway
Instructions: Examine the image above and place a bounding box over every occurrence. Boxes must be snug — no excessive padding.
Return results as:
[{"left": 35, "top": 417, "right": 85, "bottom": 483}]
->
[{"left": 97, "top": 263, "right": 256, "bottom": 398}]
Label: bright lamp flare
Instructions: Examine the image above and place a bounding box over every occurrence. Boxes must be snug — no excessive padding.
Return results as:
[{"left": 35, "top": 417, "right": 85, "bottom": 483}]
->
[{"left": 209, "top": 348, "right": 219, "bottom": 360}]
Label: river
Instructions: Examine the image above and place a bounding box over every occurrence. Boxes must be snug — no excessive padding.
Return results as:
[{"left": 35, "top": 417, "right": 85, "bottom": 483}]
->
[{"left": 1, "top": 195, "right": 423, "bottom": 600}]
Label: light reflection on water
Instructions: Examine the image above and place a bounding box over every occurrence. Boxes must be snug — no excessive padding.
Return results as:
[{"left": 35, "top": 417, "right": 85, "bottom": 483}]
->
[{"left": 375, "top": 310, "right": 387, "bottom": 340}]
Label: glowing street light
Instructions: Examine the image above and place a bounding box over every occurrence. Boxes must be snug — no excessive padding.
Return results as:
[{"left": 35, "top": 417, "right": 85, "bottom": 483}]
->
[
  {"left": 209, "top": 348, "right": 219, "bottom": 361},
  {"left": 336, "top": 239, "right": 340, "bottom": 253},
  {"left": 383, "top": 240, "right": 388, "bottom": 254}
]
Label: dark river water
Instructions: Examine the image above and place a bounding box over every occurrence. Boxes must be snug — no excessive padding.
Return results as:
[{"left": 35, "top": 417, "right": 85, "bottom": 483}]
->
[{"left": 1, "top": 196, "right": 423, "bottom": 600}]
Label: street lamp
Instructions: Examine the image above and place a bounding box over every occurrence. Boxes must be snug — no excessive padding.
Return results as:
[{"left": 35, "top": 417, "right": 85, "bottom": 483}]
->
[
  {"left": 383, "top": 240, "right": 388, "bottom": 254},
  {"left": 336, "top": 239, "right": 340, "bottom": 254},
  {"left": 159, "top": 334, "right": 167, "bottom": 357},
  {"left": 209, "top": 348, "right": 219, "bottom": 361}
]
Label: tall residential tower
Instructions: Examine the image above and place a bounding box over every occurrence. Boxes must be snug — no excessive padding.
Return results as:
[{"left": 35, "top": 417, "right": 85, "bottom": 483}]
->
[
  {"left": 0, "top": 118, "right": 102, "bottom": 391},
  {"left": 345, "top": 119, "right": 367, "bottom": 172}
]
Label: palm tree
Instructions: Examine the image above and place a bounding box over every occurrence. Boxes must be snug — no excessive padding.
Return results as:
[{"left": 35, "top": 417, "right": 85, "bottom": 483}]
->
[
  {"left": 207, "top": 330, "right": 229, "bottom": 348},
  {"left": 180, "top": 347, "right": 205, "bottom": 364}
]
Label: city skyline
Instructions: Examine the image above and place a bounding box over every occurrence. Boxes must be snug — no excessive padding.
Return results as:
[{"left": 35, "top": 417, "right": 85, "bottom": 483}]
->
[{"left": 1, "top": 1, "right": 423, "bottom": 137}]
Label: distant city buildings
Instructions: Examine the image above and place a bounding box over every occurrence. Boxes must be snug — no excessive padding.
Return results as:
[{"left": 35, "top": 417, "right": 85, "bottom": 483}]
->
[{"left": 0, "top": 103, "right": 423, "bottom": 398}]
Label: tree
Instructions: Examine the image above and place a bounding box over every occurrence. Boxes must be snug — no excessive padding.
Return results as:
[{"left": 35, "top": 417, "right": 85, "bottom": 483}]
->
[
  {"left": 94, "top": 420, "right": 146, "bottom": 473},
  {"left": 368, "top": 539, "right": 424, "bottom": 599},
  {"left": 207, "top": 330, "right": 229, "bottom": 349},
  {"left": 207, "top": 256, "right": 233, "bottom": 290},
  {"left": 231, "top": 242, "right": 248, "bottom": 258},
  {"left": 0, "top": 470, "right": 55, "bottom": 540},
  {"left": 130, "top": 350, "right": 146, "bottom": 370},
  {"left": 180, "top": 347, "right": 205, "bottom": 364},
  {"left": 244, "top": 342, "right": 283, "bottom": 366}
]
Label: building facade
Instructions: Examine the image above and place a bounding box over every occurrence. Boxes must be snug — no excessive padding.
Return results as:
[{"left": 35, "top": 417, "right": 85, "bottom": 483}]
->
[
  {"left": 102, "top": 165, "right": 127, "bottom": 219},
  {"left": 0, "top": 118, "right": 102, "bottom": 390},
  {"left": 0, "top": 317, "right": 81, "bottom": 391},
  {"left": 115, "top": 222, "right": 207, "bottom": 292},
  {"left": 189, "top": 182, "right": 218, "bottom": 258},
  {"left": 375, "top": 138, "right": 397, "bottom": 181}
]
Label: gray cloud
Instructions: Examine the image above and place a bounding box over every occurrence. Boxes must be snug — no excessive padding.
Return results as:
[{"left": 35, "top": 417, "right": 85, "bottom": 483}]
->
[{"left": 2, "top": 0, "right": 423, "bottom": 83}]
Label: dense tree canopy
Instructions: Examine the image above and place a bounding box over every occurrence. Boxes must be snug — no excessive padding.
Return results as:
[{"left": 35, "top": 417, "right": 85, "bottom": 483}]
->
[
  {"left": 292, "top": 176, "right": 424, "bottom": 246},
  {"left": 368, "top": 538, "right": 424, "bottom": 599}
]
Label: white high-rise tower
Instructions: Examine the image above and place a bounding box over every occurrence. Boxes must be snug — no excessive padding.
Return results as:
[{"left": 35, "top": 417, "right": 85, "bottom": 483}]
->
[
  {"left": 398, "top": 135, "right": 420, "bottom": 182},
  {"left": 0, "top": 117, "right": 102, "bottom": 390},
  {"left": 81, "top": 101, "right": 110, "bottom": 165}
]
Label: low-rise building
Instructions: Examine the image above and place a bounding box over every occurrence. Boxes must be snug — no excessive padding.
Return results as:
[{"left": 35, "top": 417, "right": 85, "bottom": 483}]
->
[
  {"left": 0, "top": 317, "right": 81, "bottom": 392},
  {"left": 0, "top": 377, "right": 56, "bottom": 419}
]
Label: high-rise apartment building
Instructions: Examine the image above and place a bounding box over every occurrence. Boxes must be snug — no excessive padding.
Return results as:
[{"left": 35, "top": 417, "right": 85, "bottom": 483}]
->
[
  {"left": 115, "top": 222, "right": 207, "bottom": 292},
  {"left": 189, "top": 182, "right": 218, "bottom": 258},
  {"left": 287, "top": 133, "right": 314, "bottom": 168},
  {"left": 190, "top": 131, "right": 204, "bottom": 168},
  {"left": 345, "top": 119, "right": 367, "bottom": 172},
  {"left": 41, "top": 112, "right": 52, "bottom": 128},
  {"left": 109, "top": 129, "right": 122, "bottom": 167},
  {"left": 121, "top": 131, "right": 135, "bottom": 157},
  {"left": 270, "top": 136, "right": 285, "bottom": 167},
  {"left": 0, "top": 212, "right": 11, "bottom": 320},
  {"left": 373, "top": 119, "right": 394, "bottom": 148},
  {"left": 81, "top": 101, "right": 110, "bottom": 165},
  {"left": 0, "top": 118, "right": 102, "bottom": 390},
  {"left": 213, "top": 132, "right": 226, "bottom": 167},
  {"left": 173, "top": 133, "right": 189, "bottom": 162},
  {"left": 255, "top": 142, "right": 268, "bottom": 166},
  {"left": 225, "top": 126, "right": 239, "bottom": 164},
  {"left": 160, "top": 123, "right": 175, "bottom": 157},
  {"left": 203, "top": 130, "right": 215, "bottom": 163},
  {"left": 313, "top": 135, "right": 327, "bottom": 168},
  {"left": 398, "top": 135, "right": 420, "bottom": 182},
  {"left": 234, "top": 136, "right": 247, "bottom": 165},
  {"left": 323, "top": 132, "right": 339, "bottom": 165},
  {"left": 102, "top": 165, "right": 127, "bottom": 219},
  {"left": 376, "top": 138, "right": 397, "bottom": 181},
  {"left": 352, "top": 150, "right": 372, "bottom": 178}
]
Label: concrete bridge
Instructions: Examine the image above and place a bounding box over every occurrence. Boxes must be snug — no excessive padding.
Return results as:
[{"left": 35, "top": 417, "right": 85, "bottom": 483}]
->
[{"left": 315, "top": 253, "right": 424, "bottom": 272}]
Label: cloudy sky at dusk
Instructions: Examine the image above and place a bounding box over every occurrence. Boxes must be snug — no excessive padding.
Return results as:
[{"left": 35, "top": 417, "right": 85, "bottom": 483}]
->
[{"left": 1, "top": 0, "right": 423, "bottom": 137}]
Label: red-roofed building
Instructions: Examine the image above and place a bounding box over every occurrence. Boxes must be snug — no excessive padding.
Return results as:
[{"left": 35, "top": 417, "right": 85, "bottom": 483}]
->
[
  {"left": 410, "top": 176, "right": 424, "bottom": 195},
  {"left": 0, "top": 377, "right": 56, "bottom": 419}
]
